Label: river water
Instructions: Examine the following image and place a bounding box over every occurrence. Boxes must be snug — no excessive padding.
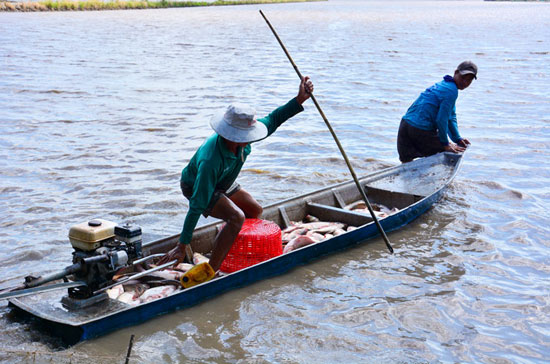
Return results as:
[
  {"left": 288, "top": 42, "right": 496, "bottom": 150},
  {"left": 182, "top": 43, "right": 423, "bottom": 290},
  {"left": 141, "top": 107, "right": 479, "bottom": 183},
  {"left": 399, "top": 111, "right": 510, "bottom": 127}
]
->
[{"left": 0, "top": 0, "right": 549, "bottom": 362}]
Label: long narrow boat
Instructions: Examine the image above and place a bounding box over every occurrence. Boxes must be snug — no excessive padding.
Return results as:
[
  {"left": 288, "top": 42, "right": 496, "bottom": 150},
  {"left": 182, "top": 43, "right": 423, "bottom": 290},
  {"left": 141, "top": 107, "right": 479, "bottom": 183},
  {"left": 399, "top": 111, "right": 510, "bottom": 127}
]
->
[{"left": 8, "top": 152, "right": 463, "bottom": 344}]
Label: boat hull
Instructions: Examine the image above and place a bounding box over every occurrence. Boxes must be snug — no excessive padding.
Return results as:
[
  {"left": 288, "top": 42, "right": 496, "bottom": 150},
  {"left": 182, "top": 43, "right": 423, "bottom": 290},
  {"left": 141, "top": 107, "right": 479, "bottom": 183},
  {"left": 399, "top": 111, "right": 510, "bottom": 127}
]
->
[{"left": 9, "top": 152, "right": 463, "bottom": 344}]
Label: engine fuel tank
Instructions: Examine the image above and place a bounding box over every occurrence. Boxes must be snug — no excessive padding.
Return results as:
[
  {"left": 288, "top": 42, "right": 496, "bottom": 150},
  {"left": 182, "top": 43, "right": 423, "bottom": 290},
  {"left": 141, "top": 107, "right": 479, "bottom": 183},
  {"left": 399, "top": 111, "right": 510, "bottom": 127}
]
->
[{"left": 69, "top": 219, "right": 117, "bottom": 251}]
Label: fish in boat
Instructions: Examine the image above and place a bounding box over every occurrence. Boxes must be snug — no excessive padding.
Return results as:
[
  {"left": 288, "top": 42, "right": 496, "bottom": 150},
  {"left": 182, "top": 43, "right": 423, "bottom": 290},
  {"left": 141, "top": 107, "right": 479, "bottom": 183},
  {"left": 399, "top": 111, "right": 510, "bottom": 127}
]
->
[
  {"left": 175, "top": 263, "right": 194, "bottom": 272},
  {"left": 148, "top": 269, "right": 184, "bottom": 281},
  {"left": 117, "top": 292, "right": 140, "bottom": 306},
  {"left": 283, "top": 235, "right": 317, "bottom": 254},
  {"left": 106, "top": 284, "right": 124, "bottom": 299},
  {"left": 6, "top": 152, "right": 464, "bottom": 344},
  {"left": 139, "top": 285, "right": 178, "bottom": 304},
  {"left": 193, "top": 252, "right": 209, "bottom": 265}
]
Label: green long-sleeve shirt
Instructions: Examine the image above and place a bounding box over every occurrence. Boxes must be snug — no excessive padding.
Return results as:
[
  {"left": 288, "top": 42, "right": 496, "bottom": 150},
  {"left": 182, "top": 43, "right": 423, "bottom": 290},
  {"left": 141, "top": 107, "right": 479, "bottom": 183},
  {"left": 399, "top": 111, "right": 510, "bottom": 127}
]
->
[{"left": 179, "top": 97, "right": 304, "bottom": 244}]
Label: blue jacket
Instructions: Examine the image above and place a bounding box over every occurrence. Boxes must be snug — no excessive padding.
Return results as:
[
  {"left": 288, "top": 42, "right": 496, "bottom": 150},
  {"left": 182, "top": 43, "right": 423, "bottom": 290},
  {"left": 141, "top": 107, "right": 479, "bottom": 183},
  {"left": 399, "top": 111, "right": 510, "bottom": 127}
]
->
[{"left": 402, "top": 75, "right": 462, "bottom": 146}]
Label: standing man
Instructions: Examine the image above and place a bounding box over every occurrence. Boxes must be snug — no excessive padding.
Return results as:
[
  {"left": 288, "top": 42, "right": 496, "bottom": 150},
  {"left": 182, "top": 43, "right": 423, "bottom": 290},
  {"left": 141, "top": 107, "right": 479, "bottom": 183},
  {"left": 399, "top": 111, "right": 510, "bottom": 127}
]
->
[
  {"left": 397, "top": 61, "right": 477, "bottom": 163},
  {"left": 159, "top": 77, "right": 314, "bottom": 271}
]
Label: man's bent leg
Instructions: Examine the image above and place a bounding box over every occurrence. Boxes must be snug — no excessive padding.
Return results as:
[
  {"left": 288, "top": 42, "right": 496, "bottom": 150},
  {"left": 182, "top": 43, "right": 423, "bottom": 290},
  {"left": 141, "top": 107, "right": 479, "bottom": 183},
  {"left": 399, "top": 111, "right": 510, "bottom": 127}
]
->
[
  {"left": 208, "top": 195, "right": 245, "bottom": 271},
  {"left": 229, "top": 188, "right": 262, "bottom": 219},
  {"left": 397, "top": 119, "right": 421, "bottom": 163}
]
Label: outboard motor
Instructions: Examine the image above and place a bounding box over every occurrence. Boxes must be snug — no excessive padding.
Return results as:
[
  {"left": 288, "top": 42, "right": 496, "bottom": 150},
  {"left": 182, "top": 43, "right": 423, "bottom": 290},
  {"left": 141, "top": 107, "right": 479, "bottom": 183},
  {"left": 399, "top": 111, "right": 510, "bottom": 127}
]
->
[{"left": 62, "top": 219, "right": 143, "bottom": 308}]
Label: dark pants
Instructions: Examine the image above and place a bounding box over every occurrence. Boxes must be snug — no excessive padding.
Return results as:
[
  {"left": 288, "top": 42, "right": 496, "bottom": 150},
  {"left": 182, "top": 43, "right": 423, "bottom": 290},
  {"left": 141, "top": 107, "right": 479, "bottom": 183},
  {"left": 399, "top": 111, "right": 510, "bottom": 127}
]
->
[
  {"left": 397, "top": 119, "right": 445, "bottom": 163},
  {"left": 181, "top": 182, "right": 241, "bottom": 217}
]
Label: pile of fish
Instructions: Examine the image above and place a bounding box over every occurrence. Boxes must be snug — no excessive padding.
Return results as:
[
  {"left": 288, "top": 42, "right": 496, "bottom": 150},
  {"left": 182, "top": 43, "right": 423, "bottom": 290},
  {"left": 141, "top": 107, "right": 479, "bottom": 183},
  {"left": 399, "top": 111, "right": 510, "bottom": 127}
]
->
[
  {"left": 282, "top": 215, "right": 357, "bottom": 254},
  {"left": 281, "top": 201, "right": 400, "bottom": 254},
  {"left": 344, "top": 200, "right": 400, "bottom": 218},
  {"left": 106, "top": 252, "right": 209, "bottom": 306}
]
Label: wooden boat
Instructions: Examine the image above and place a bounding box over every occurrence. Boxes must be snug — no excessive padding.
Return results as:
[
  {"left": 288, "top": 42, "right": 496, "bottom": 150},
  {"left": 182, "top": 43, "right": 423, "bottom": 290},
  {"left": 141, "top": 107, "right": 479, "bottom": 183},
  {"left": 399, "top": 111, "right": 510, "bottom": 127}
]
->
[{"left": 8, "top": 152, "right": 463, "bottom": 344}]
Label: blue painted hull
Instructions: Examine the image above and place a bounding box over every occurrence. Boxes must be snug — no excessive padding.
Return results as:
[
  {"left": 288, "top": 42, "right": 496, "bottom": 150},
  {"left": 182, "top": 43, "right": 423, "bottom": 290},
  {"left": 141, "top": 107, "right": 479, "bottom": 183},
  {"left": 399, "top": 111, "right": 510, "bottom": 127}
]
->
[{"left": 9, "top": 152, "right": 463, "bottom": 344}]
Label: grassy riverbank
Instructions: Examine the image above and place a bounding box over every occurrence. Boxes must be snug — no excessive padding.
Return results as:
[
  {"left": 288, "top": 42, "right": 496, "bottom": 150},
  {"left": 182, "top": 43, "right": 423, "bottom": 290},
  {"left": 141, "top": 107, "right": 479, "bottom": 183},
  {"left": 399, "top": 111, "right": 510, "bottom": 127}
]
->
[{"left": 0, "top": 0, "right": 321, "bottom": 12}]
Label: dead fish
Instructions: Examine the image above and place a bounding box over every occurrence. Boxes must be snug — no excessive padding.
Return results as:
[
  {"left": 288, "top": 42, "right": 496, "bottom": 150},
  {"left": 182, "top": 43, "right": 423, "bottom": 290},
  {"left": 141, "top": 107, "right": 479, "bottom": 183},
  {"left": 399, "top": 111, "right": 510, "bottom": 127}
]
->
[
  {"left": 293, "top": 221, "right": 328, "bottom": 230},
  {"left": 149, "top": 269, "right": 184, "bottom": 281},
  {"left": 140, "top": 285, "right": 177, "bottom": 303},
  {"left": 375, "top": 204, "right": 399, "bottom": 216},
  {"left": 146, "top": 279, "right": 181, "bottom": 288},
  {"left": 374, "top": 211, "right": 388, "bottom": 218},
  {"left": 282, "top": 224, "right": 302, "bottom": 234},
  {"left": 310, "top": 223, "right": 345, "bottom": 235},
  {"left": 334, "top": 228, "right": 347, "bottom": 236},
  {"left": 352, "top": 208, "right": 388, "bottom": 218},
  {"left": 117, "top": 292, "right": 140, "bottom": 306},
  {"left": 193, "top": 252, "right": 209, "bottom": 265},
  {"left": 282, "top": 228, "right": 308, "bottom": 242},
  {"left": 112, "top": 271, "right": 137, "bottom": 282},
  {"left": 112, "top": 263, "right": 149, "bottom": 281},
  {"left": 345, "top": 200, "right": 367, "bottom": 210},
  {"left": 306, "top": 231, "right": 325, "bottom": 242},
  {"left": 175, "top": 263, "right": 194, "bottom": 272},
  {"left": 123, "top": 282, "right": 149, "bottom": 299},
  {"left": 283, "top": 235, "right": 317, "bottom": 254},
  {"left": 303, "top": 214, "right": 320, "bottom": 223},
  {"left": 347, "top": 226, "right": 357, "bottom": 232},
  {"left": 298, "top": 221, "right": 343, "bottom": 231},
  {"left": 107, "top": 284, "right": 124, "bottom": 299}
]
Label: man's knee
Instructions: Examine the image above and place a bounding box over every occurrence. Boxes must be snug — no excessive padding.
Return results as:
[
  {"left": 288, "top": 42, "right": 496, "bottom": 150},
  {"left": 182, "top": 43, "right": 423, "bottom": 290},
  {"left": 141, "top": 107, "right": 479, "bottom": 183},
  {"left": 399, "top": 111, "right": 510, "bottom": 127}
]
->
[
  {"left": 249, "top": 203, "right": 262, "bottom": 219},
  {"left": 226, "top": 209, "right": 245, "bottom": 230}
]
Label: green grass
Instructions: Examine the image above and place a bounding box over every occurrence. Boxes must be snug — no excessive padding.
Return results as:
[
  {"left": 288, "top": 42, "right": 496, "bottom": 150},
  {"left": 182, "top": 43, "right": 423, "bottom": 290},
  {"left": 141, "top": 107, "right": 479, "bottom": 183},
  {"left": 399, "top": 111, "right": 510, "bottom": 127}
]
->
[{"left": 1, "top": 0, "right": 322, "bottom": 12}]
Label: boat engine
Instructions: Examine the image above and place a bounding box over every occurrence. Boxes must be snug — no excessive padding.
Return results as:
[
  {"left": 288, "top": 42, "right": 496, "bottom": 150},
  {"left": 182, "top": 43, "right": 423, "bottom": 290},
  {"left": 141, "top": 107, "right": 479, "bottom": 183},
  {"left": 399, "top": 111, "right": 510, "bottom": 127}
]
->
[{"left": 62, "top": 219, "right": 143, "bottom": 307}]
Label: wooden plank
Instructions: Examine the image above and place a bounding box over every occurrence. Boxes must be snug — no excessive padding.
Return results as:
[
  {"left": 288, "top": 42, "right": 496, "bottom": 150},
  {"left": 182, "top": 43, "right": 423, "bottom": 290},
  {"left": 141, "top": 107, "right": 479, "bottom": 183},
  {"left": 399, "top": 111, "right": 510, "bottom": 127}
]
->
[
  {"left": 278, "top": 206, "right": 291, "bottom": 229},
  {"left": 306, "top": 202, "right": 372, "bottom": 227},
  {"left": 331, "top": 188, "right": 346, "bottom": 208},
  {"left": 363, "top": 187, "right": 422, "bottom": 210}
]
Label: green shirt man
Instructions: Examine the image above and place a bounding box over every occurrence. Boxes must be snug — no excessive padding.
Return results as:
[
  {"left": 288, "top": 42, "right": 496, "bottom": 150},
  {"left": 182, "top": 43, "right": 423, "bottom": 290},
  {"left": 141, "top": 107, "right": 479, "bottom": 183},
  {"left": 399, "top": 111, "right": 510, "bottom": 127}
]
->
[
  {"left": 179, "top": 97, "right": 304, "bottom": 245},
  {"left": 159, "top": 77, "right": 314, "bottom": 271}
]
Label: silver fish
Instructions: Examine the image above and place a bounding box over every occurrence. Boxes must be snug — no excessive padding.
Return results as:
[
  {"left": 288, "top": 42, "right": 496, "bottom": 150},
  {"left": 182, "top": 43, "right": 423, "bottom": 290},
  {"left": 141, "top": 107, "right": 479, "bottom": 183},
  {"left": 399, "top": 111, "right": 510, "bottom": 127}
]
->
[
  {"left": 193, "top": 252, "right": 209, "bottom": 265},
  {"left": 140, "top": 285, "right": 178, "bottom": 303},
  {"left": 283, "top": 235, "right": 317, "bottom": 254}
]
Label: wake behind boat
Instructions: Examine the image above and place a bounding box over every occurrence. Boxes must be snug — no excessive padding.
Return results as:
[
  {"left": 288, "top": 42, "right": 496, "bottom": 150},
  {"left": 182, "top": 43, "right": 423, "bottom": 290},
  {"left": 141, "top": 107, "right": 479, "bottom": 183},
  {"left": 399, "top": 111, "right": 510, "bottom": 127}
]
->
[{"left": 6, "top": 152, "right": 463, "bottom": 344}]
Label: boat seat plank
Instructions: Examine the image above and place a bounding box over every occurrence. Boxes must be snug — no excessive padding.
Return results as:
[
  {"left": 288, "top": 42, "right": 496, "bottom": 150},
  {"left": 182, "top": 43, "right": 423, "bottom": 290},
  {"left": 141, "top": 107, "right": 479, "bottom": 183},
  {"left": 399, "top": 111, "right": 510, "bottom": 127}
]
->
[
  {"left": 306, "top": 202, "right": 373, "bottom": 227},
  {"left": 361, "top": 186, "right": 423, "bottom": 210},
  {"left": 331, "top": 188, "right": 346, "bottom": 208},
  {"left": 278, "top": 206, "right": 291, "bottom": 229}
]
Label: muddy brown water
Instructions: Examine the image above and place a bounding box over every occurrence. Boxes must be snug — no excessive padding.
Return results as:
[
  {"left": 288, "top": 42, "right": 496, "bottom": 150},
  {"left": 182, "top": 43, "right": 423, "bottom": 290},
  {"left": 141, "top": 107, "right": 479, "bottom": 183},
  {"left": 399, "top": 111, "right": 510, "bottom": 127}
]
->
[{"left": 1, "top": 1, "right": 549, "bottom": 362}]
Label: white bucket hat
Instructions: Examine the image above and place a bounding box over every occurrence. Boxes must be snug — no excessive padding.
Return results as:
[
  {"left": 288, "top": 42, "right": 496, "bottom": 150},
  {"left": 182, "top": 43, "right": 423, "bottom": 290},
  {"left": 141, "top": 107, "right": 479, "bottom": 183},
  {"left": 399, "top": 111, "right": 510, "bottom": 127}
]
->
[{"left": 209, "top": 104, "right": 268, "bottom": 143}]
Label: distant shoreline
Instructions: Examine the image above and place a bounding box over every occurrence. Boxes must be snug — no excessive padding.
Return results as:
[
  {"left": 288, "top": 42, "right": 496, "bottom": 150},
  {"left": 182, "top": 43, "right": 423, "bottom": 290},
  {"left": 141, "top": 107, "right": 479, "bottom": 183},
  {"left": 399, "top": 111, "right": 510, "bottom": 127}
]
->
[{"left": 0, "top": 0, "right": 323, "bottom": 12}]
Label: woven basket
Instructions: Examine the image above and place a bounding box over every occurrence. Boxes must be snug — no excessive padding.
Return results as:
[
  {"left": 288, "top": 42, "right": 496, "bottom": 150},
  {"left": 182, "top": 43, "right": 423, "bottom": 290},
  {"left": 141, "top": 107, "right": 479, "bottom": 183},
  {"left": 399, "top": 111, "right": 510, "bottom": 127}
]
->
[{"left": 220, "top": 218, "right": 282, "bottom": 273}]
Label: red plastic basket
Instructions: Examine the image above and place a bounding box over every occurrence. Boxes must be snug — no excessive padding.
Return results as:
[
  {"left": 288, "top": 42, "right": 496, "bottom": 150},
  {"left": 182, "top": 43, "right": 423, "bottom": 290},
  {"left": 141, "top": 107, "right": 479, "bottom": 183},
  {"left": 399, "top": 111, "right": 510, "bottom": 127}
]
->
[{"left": 220, "top": 218, "right": 282, "bottom": 273}]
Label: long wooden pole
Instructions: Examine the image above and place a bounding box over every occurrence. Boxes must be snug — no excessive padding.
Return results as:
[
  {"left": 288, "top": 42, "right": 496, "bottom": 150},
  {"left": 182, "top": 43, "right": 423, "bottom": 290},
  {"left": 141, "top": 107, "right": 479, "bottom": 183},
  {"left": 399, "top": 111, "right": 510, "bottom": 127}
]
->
[
  {"left": 259, "top": 10, "right": 394, "bottom": 254},
  {"left": 125, "top": 334, "right": 135, "bottom": 364}
]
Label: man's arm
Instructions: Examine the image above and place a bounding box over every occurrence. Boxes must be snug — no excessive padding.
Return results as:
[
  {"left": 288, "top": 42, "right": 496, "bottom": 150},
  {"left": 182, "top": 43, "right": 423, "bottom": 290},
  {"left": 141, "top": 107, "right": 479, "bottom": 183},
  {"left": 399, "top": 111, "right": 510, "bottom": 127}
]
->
[
  {"left": 435, "top": 97, "right": 455, "bottom": 146},
  {"left": 158, "top": 161, "right": 219, "bottom": 266},
  {"left": 258, "top": 98, "right": 304, "bottom": 137},
  {"left": 448, "top": 106, "right": 462, "bottom": 143},
  {"left": 256, "top": 77, "right": 313, "bottom": 138},
  {"left": 179, "top": 161, "right": 218, "bottom": 245}
]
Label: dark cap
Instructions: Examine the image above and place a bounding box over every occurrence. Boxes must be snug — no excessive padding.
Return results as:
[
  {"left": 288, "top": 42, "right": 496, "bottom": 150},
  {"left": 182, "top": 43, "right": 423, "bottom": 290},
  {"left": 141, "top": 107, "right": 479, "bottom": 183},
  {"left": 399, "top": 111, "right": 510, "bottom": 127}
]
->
[{"left": 457, "top": 60, "right": 478, "bottom": 79}]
